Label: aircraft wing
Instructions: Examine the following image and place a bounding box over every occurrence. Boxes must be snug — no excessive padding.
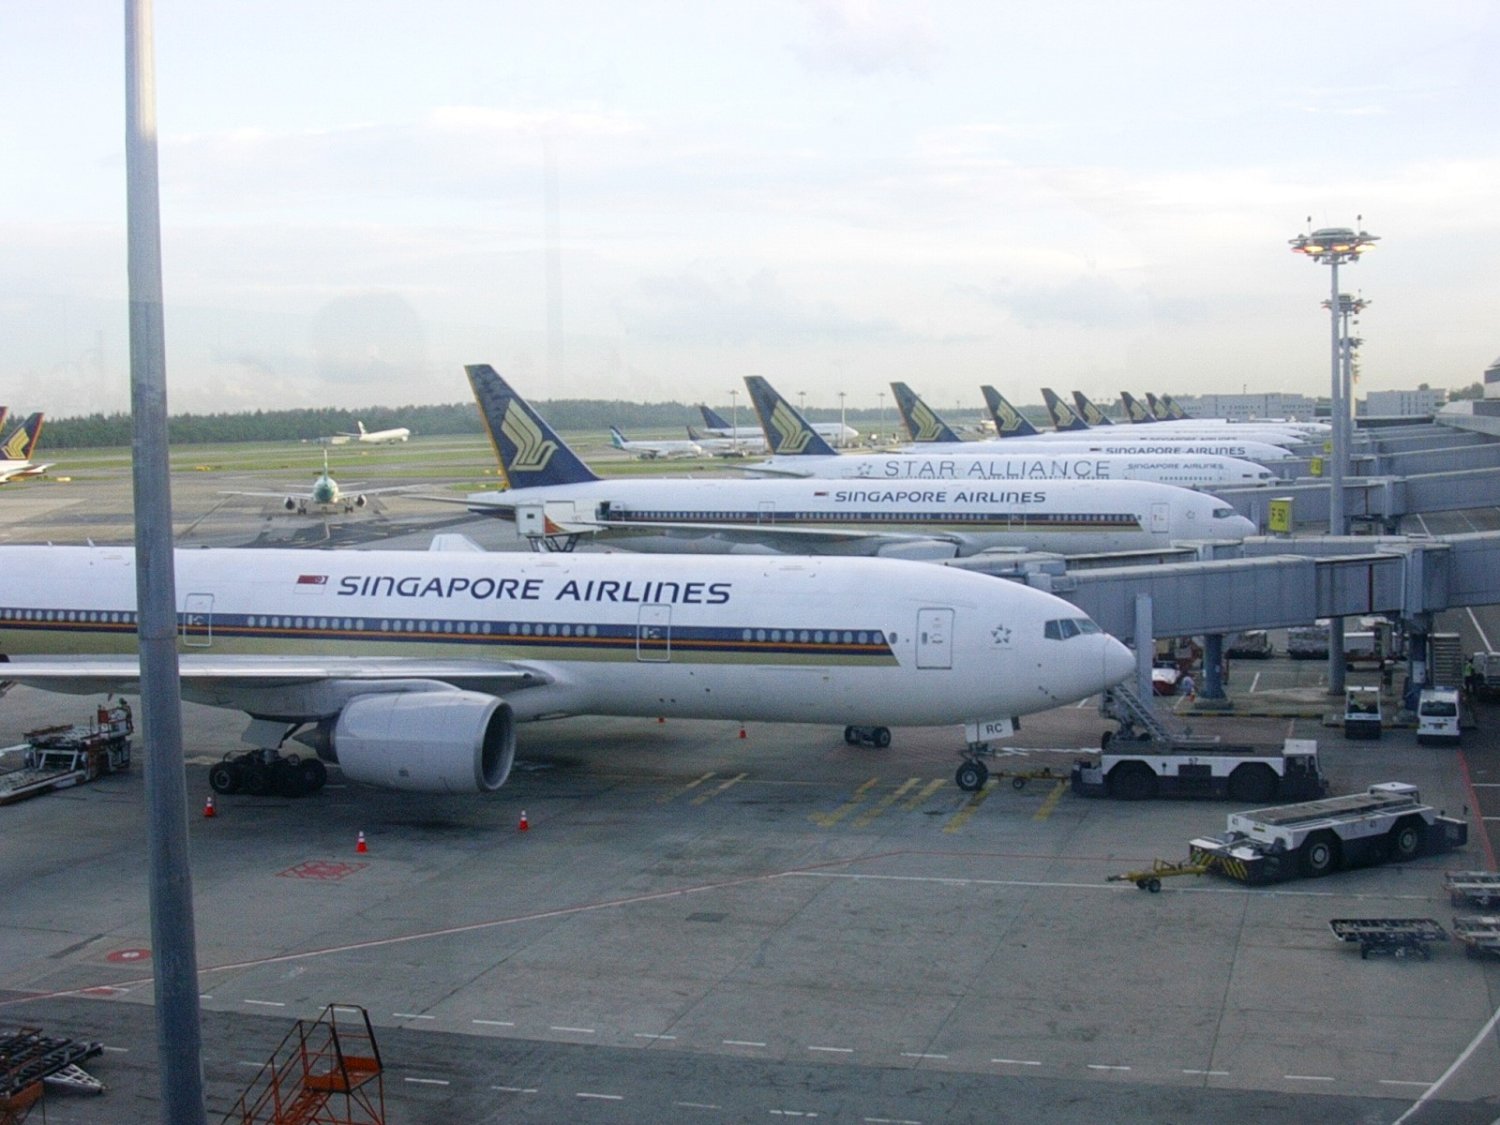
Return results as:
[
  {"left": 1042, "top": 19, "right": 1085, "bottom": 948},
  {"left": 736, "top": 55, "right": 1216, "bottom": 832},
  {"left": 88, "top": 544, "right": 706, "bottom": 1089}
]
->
[
  {"left": 0, "top": 655, "right": 550, "bottom": 708},
  {"left": 589, "top": 517, "right": 964, "bottom": 558}
]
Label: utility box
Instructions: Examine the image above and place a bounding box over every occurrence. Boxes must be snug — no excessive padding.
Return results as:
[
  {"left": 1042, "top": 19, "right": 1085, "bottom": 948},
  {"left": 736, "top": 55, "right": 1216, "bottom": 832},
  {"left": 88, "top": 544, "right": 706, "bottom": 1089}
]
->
[{"left": 1344, "top": 686, "right": 1383, "bottom": 740}]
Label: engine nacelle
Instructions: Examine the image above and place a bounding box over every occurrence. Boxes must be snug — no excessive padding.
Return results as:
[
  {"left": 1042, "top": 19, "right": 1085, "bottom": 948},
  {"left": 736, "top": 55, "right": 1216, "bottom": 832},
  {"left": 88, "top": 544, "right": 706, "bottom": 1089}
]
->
[
  {"left": 283, "top": 497, "right": 298, "bottom": 511},
  {"left": 353, "top": 494, "right": 367, "bottom": 508},
  {"left": 328, "top": 690, "right": 516, "bottom": 793}
]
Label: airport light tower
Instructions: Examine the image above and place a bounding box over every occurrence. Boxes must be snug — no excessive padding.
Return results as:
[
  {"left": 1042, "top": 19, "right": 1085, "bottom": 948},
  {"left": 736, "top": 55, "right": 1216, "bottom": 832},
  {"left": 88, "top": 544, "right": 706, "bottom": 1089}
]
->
[{"left": 1288, "top": 222, "right": 1378, "bottom": 536}]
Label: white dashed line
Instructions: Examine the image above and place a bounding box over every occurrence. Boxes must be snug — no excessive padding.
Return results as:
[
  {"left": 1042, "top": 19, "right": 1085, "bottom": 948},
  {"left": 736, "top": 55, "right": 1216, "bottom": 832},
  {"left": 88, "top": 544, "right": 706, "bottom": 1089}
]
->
[
  {"left": 723, "top": 1039, "right": 767, "bottom": 1048},
  {"left": 770, "top": 1113, "right": 819, "bottom": 1119},
  {"left": 864, "top": 1118, "right": 922, "bottom": 1124},
  {"left": 1285, "top": 1074, "right": 1334, "bottom": 1082},
  {"left": 635, "top": 1033, "right": 678, "bottom": 1041},
  {"left": 472, "top": 1019, "right": 515, "bottom": 1027},
  {"left": 551, "top": 1026, "right": 596, "bottom": 1035},
  {"left": 901, "top": 1052, "right": 947, "bottom": 1060},
  {"left": 1380, "top": 1080, "right": 1433, "bottom": 1087},
  {"left": 1182, "top": 1069, "right": 1229, "bottom": 1076},
  {"left": 990, "top": 1058, "right": 1041, "bottom": 1066},
  {"left": 491, "top": 1086, "right": 538, "bottom": 1094},
  {"left": 393, "top": 1012, "right": 434, "bottom": 1020},
  {"left": 675, "top": 1102, "right": 722, "bottom": 1110},
  {"left": 1087, "top": 1064, "right": 1131, "bottom": 1072},
  {"left": 404, "top": 1077, "right": 450, "bottom": 1086},
  {"left": 578, "top": 1091, "right": 623, "bottom": 1101},
  {"left": 809, "top": 1045, "right": 853, "bottom": 1054},
  {"left": 243, "top": 1000, "right": 285, "bottom": 1008}
]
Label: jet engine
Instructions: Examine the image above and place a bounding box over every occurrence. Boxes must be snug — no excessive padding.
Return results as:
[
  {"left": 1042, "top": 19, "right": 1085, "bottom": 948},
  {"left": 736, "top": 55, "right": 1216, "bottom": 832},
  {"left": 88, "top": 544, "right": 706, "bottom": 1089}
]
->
[
  {"left": 317, "top": 690, "right": 516, "bottom": 794},
  {"left": 283, "top": 497, "right": 298, "bottom": 511},
  {"left": 353, "top": 494, "right": 368, "bottom": 508}
]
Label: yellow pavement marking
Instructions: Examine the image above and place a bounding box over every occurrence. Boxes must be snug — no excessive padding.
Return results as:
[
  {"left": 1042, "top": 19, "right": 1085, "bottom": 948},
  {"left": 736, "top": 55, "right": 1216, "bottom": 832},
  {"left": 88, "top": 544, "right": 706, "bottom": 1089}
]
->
[
  {"left": 1032, "top": 780, "right": 1068, "bottom": 821},
  {"left": 691, "top": 772, "right": 748, "bottom": 806},
  {"left": 810, "top": 777, "right": 882, "bottom": 827},
  {"left": 851, "top": 778, "right": 922, "bottom": 828},
  {"left": 903, "top": 778, "right": 948, "bottom": 811},
  {"left": 943, "top": 779, "right": 998, "bottom": 833},
  {"left": 659, "top": 771, "right": 717, "bottom": 804}
]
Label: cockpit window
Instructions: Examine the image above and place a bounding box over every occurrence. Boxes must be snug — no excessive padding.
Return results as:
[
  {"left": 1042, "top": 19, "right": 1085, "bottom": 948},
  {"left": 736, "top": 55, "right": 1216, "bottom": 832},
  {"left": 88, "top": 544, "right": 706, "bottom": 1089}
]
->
[
  {"left": 1212, "top": 506, "right": 1238, "bottom": 520},
  {"left": 1045, "top": 617, "right": 1101, "bottom": 640}
]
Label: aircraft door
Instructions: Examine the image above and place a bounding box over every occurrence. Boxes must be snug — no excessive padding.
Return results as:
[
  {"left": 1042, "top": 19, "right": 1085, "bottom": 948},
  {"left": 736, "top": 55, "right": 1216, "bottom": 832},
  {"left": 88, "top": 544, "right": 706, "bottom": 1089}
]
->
[
  {"left": 636, "top": 604, "right": 671, "bottom": 662},
  {"left": 182, "top": 593, "right": 214, "bottom": 648},
  {"left": 916, "top": 607, "right": 953, "bottom": 669},
  {"left": 1150, "top": 501, "right": 1170, "bottom": 534}
]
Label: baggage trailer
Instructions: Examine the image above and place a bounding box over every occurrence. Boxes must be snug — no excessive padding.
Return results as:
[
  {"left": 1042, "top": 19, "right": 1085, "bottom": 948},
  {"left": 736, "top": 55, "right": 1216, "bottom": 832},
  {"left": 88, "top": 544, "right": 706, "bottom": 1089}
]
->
[
  {"left": 1072, "top": 737, "right": 1326, "bottom": 803},
  {"left": 1329, "top": 918, "right": 1448, "bottom": 960},
  {"left": 1187, "top": 782, "right": 1468, "bottom": 886},
  {"left": 1452, "top": 915, "right": 1500, "bottom": 959},
  {"left": 1444, "top": 870, "right": 1500, "bottom": 908},
  {"left": 0, "top": 705, "right": 132, "bottom": 806}
]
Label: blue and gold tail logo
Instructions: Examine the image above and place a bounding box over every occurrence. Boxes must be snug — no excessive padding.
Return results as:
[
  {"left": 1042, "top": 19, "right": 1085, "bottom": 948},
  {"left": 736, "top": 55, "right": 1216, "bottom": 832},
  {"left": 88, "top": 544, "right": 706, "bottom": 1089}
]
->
[
  {"left": 502, "top": 402, "right": 558, "bottom": 474},
  {"left": 996, "top": 399, "right": 1025, "bottom": 435},
  {"left": 909, "top": 399, "right": 944, "bottom": 442},
  {"left": 1080, "top": 399, "right": 1108, "bottom": 426},
  {"left": 0, "top": 415, "right": 40, "bottom": 460},
  {"left": 1052, "top": 398, "right": 1080, "bottom": 428},
  {"left": 769, "top": 401, "right": 813, "bottom": 454}
]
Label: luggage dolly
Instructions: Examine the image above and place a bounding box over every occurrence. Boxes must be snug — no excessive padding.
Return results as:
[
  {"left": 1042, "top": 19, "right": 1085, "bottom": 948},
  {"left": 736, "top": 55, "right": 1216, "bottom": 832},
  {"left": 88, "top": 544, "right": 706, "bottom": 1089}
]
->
[
  {"left": 1329, "top": 918, "right": 1448, "bottom": 960},
  {"left": 954, "top": 743, "right": 1062, "bottom": 792},
  {"left": 1452, "top": 915, "right": 1500, "bottom": 959},
  {"left": 1107, "top": 857, "right": 1212, "bottom": 894},
  {"left": 1444, "top": 871, "right": 1500, "bottom": 908}
]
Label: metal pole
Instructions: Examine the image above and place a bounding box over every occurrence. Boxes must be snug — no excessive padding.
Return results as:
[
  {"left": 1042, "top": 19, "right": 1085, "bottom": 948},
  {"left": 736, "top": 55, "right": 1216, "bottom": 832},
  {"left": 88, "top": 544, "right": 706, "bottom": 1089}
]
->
[
  {"left": 125, "top": 2, "right": 207, "bottom": 1120},
  {"left": 1328, "top": 259, "right": 1344, "bottom": 536}
]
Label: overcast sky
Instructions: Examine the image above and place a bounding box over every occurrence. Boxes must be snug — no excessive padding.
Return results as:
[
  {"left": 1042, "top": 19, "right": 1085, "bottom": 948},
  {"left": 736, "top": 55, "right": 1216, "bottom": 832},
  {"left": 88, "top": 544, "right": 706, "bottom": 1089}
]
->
[{"left": 3, "top": 1, "right": 1497, "bottom": 418}]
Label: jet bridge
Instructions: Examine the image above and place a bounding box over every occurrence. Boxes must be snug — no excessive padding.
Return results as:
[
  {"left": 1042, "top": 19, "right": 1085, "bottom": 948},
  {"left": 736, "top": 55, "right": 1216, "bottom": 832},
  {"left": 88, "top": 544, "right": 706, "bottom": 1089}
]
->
[{"left": 1217, "top": 466, "right": 1500, "bottom": 533}]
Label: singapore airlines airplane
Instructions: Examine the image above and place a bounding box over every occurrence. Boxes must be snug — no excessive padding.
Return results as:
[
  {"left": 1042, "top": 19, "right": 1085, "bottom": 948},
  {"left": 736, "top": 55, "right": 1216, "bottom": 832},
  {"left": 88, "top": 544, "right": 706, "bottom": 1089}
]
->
[
  {"left": 742, "top": 380, "right": 1273, "bottom": 488},
  {"left": 608, "top": 426, "right": 704, "bottom": 460},
  {"left": 1111, "top": 392, "right": 1316, "bottom": 444},
  {"left": 900, "top": 385, "right": 1297, "bottom": 463},
  {"left": 0, "top": 414, "right": 53, "bottom": 483},
  {"left": 463, "top": 365, "right": 1257, "bottom": 557},
  {"left": 334, "top": 420, "right": 412, "bottom": 445},
  {"left": 222, "top": 450, "right": 413, "bottom": 515},
  {"left": 699, "top": 401, "right": 857, "bottom": 447},
  {"left": 0, "top": 545, "right": 1135, "bottom": 794}
]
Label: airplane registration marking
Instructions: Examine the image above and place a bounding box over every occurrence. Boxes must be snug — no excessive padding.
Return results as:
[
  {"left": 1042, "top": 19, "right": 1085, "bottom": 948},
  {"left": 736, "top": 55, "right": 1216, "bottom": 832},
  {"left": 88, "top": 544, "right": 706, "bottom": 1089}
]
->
[
  {"left": 851, "top": 778, "right": 921, "bottom": 827},
  {"left": 810, "top": 778, "right": 882, "bottom": 827},
  {"left": 942, "top": 780, "right": 997, "bottom": 833},
  {"left": 1032, "top": 780, "right": 1068, "bottom": 821},
  {"left": 691, "top": 773, "right": 748, "bottom": 806},
  {"left": 660, "top": 771, "right": 717, "bottom": 804}
]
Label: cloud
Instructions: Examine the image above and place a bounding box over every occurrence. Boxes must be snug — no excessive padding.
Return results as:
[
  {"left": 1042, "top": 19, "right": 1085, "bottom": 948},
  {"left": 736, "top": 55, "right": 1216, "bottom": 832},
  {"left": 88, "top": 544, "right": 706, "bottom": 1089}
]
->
[
  {"left": 792, "top": 0, "right": 938, "bottom": 76},
  {"left": 962, "top": 272, "right": 1151, "bottom": 331}
]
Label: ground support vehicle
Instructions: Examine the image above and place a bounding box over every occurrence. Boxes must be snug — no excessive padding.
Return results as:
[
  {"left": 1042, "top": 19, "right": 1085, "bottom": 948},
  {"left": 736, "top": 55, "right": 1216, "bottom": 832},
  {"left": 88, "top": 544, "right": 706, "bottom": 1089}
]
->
[
  {"left": 1469, "top": 651, "right": 1500, "bottom": 699},
  {"left": 1225, "top": 630, "right": 1273, "bottom": 659},
  {"left": 0, "top": 705, "right": 132, "bottom": 806},
  {"left": 1445, "top": 870, "right": 1500, "bottom": 908},
  {"left": 0, "top": 1027, "right": 105, "bottom": 1118},
  {"left": 1187, "top": 782, "right": 1469, "bottom": 886},
  {"left": 1107, "top": 857, "right": 1212, "bottom": 893},
  {"left": 1343, "top": 686, "right": 1383, "bottom": 739},
  {"left": 1416, "top": 687, "right": 1462, "bottom": 744},
  {"left": 1329, "top": 918, "right": 1448, "bottom": 960},
  {"left": 1452, "top": 915, "right": 1500, "bottom": 959},
  {"left": 1288, "top": 623, "right": 1330, "bottom": 659},
  {"left": 1072, "top": 737, "right": 1326, "bottom": 803}
]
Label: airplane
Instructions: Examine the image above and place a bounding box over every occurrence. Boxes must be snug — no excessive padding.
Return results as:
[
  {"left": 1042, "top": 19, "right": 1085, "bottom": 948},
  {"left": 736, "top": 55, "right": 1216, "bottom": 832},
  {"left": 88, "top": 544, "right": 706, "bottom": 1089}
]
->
[
  {"left": 222, "top": 449, "right": 413, "bottom": 515},
  {"left": 1013, "top": 390, "right": 1303, "bottom": 459},
  {"left": 0, "top": 543, "right": 1136, "bottom": 793},
  {"left": 699, "top": 401, "right": 858, "bottom": 447},
  {"left": 1072, "top": 391, "right": 1115, "bottom": 428},
  {"left": 1141, "top": 392, "right": 1330, "bottom": 437},
  {"left": 753, "top": 382, "right": 1272, "bottom": 487},
  {"left": 686, "top": 425, "right": 767, "bottom": 457},
  {"left": 462, "top": 365, "right": 1258, "bottom": 557},
  {"left": 608, "top": 426, "right": 703, "bottom": 461},
  {"left": 0, "top": 414, "right": 54, "bottom": 483},
  {"left": 334, "top": 420, "right": 412, "bottom": 445},
  {"left": 901, "top": 385, "right": 1297, "bottom": 463},
  {"left": 1116, "top": 392, "right": 1319, "bottom": 444}
]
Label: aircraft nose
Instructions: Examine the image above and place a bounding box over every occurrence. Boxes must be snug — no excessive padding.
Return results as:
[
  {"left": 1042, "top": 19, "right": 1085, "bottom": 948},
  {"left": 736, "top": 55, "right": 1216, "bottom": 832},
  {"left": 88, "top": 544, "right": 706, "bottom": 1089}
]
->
[{"left": 1102, "top": 635, "right": 1134, "bottom": 687}]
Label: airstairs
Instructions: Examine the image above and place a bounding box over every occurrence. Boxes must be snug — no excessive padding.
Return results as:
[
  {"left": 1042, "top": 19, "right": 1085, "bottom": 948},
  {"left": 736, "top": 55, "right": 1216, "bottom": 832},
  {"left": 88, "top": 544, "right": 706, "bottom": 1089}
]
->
[
  {"left": 1100, "top": 685, "right": 1219, "bottom": 749},
  {"left": 224, "top": 1004, "right": 384, "bottom": 1125}
]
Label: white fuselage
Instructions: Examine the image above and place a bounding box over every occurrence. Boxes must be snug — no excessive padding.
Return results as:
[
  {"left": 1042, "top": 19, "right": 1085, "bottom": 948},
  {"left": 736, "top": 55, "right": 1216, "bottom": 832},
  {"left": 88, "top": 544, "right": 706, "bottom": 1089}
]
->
[
  {"left": 744, "top": 451, "right": 1275, "bottom": 488},
  {"left": 470, "top": 476, "right": 1257, "bottom": 555},
  {"left": 0, "top": 547, "right": 1133, "bottom": 728},
  {"left": 903, "top": 436, "right": 1298, "bottom": 463},
  {"left": 707, "top": 422, "right": 857, "bottom": 446}
]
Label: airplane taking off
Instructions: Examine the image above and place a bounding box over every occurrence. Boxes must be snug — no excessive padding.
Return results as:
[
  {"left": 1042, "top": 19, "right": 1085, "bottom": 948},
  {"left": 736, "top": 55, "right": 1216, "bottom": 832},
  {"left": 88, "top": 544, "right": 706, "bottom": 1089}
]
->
[
  {"left": 748, "top": 381, "right": 1272, "bottom": 487},
  {"left": 699, "top": 401, "right": 857, "bottom": 447},
  {"left": 0, "top": 414, "right": 53, "bottom": 483},
  {"left": 222, "top": 450, "right": 413, "bottom": 515},
  {"left": 333, "top": 420, "right": 411, "bottom": 445},
  {"left": 463, "top": 365, "right": 1257, "bottom": 557},
  {"left": 608, "top": 426, "right": 703, "bottom": 460},
  {"left": 0, "top": 544, "right": 1135, "bottom": 793}
]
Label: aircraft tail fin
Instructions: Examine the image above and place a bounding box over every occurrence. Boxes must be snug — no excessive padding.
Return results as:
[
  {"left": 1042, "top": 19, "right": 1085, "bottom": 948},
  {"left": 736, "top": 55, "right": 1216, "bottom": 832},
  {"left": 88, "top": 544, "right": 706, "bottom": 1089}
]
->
[
  {"left": 699, "top": 403, "right": 733, "bottom": 430},
  {"left": 0, "top": 413, "right": 44, "bottom": 461},
  {"left": 1145, "top": 392, "right": 1169, "bottom": 419},
  {"left": 980, "top": 386, "right": 1041, "bottom": 438},
  {"left": 1120, "top": 391, "right": 1158, "bottom": 424},
  {"left": 465, "top": 365, "right": 599, "bottom": 489},
  {"left": 609, "top": 426, "right": 628, "bottom": 449},
  {"left": 357, "top": 421, "right": 368, "bottom": 435},
  {"left": 890, "top": 382, "right": 961, "bottom": 443},
  {"left": 1159, "top": 393, "right": 1190, "bottom": 420},
  {"left": 1040, "top": 389, "right": 1088, "bottom": 431},
  {"left": 1072, "top": 391, "right": 1113, "bottom": 427},
  {"left": 0, "top": 408, "right": 9, "bottom": 438},
  {"left": 686, "top": 425, "right": 704, "bottom": 441},
  {"left": 744, "top": 377, "right": 838, "bottom": 456}
]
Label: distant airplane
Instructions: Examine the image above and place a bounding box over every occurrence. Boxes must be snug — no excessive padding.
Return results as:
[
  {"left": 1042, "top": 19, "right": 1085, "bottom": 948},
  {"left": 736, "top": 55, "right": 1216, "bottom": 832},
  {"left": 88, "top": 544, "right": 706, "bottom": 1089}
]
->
[
  {"left": 891, "top": 381, "right": 964, "bottom": 443},
  {"left": 463, "top": 364, "right": 1258, "bottom": 557},
  {"left": 608, "top": 426, "right": 703, "bottom": 460},
  {"left": 0, "top": 542, "right": 1135, "bottom": 792},
  {"left": 337, "top": 420, "right": 411, "bottom": 444},
  {"left": 222, "top": 450, "right": 412, "bottom": 515},
  {"left": 686, "top": 425, "right": 766, "bottom": 457},
  {"left": 1117, "top": 392, "right": 1317, "bottom": 445},
  {"left": 0, "top": 414, "right": 53, "bottom": 483},
  {"left": 699, "top": 401, "right": 857, "bottom": 447}
]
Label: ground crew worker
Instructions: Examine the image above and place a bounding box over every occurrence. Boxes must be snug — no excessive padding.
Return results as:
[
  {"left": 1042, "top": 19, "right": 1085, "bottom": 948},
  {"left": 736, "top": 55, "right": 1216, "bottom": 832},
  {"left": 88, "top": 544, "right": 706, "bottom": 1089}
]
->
[{"left": 1181, "top": 672, "right": 1196, "bottom": 702}]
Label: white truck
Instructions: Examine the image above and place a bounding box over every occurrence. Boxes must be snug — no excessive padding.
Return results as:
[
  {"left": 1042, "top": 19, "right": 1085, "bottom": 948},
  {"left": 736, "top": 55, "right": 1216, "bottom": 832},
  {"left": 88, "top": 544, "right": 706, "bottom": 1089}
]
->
[
  {"left": 1416, "top": 687, "right": 1461, "bottom": 745},
  {"left": 1071, "top": 738, "right": 1326, "bottom": 803},
  {"left": 1470, "top": 651, "right": 1500, "bottom": 699},
  {"left": 1188, "top": 782, "right": 1469, "bottom": 885}
]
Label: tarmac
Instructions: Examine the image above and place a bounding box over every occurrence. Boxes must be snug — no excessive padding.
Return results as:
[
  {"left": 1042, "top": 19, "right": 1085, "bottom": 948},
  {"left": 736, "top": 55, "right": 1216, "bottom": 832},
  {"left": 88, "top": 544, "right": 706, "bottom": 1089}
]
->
[{"left": 0, "top": 442, "right": 1496, "bottom": 1123}]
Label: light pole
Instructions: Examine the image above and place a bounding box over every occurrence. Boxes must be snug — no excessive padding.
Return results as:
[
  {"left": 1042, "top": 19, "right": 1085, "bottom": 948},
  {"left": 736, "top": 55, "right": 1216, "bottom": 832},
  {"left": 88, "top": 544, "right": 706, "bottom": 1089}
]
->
[
  {"left": 1289, "top": 221, "right": 1378, "bottom": 536},
  {"left": 878, "top": 391, "right": 886, "bottom": 444},
  {"left": 798, "top": 390, "right": 806, "bottom": 415},
  {"left": 838, "top": 391, "right": 846, "bottom": 448},
  {"left": 1290, "top": 221, "right": 1377, "bottom": 699},
  {"left": 729, "top": 388, "right": 740, "bottom": 453}
]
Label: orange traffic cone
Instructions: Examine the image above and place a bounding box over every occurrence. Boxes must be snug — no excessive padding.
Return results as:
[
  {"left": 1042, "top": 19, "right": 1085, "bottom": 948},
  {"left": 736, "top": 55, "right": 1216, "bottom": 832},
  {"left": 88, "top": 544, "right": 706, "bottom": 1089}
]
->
[
  {"left": 202, "top": 794, "right": 216, "bottom": 818},
  {"left": 658, "top": 716, "right": 665, "bottom": 723},
  {"left": 518, "top": 810, "right": 530, "bottom": 832},
  {"left": 355, "top": 830, "right": 368, "bottom": 854},
  {"left": 739, "top": 725, "right": 747, "bottom": 739}
]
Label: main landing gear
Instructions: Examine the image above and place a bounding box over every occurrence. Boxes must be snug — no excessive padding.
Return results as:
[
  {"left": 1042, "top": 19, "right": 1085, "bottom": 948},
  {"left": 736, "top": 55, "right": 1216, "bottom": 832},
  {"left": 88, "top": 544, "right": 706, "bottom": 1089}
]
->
[
  {"left": 955, "top": 742, "right": 994, "bottom": 792},
  {"left": 843, "top": 726, "right": 892, "bottom": 748},
  {"left": 208, "top": 749, "right": 328, "bottom": 799}
]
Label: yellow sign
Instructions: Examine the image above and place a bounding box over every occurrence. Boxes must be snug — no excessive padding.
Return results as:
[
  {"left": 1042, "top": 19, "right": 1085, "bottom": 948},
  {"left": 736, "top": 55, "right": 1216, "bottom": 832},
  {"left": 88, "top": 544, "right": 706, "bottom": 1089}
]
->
[
  {"left": 1308, "top": 456, "right": 1323, "bottom": 477},
  {"left": 1268, "top": 498, "right": 1292, "bottom": 534}
]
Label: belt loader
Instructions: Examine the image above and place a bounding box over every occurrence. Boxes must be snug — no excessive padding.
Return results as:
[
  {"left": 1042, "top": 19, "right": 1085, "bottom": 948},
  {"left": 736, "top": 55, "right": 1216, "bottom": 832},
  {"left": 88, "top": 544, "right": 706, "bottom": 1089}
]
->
[{"left": 1188, "top": 782, "right": 1468, "bottom": 885}]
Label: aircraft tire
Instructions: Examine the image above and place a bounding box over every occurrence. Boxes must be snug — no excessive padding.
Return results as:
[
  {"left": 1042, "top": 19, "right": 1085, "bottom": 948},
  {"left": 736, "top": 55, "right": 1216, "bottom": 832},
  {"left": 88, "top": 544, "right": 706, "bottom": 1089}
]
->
[
  {"left": 843, "top": 726, "right": 858, "bottom": 745},
  {"left": 300, "top": 758, "right": 329, "bottom": 794},
  {"left": 872, "top": 727, "right": 891, "bottom": 749},
  {"left": 239, "top": 762, "right": 272, "bottom": 797},
  {"left": 955, "top": 761, "right": 988, "bottom": 792},
  {"left": 208, "top": 762, "right": 240, "bottom": 795}
]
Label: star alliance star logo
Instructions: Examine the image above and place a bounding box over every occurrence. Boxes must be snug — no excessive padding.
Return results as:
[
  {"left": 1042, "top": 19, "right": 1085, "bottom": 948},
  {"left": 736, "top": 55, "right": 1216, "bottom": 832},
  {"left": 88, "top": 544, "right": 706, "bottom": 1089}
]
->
[{"left": 990, "top": 624, "right": 1012, "bottom": 646}]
